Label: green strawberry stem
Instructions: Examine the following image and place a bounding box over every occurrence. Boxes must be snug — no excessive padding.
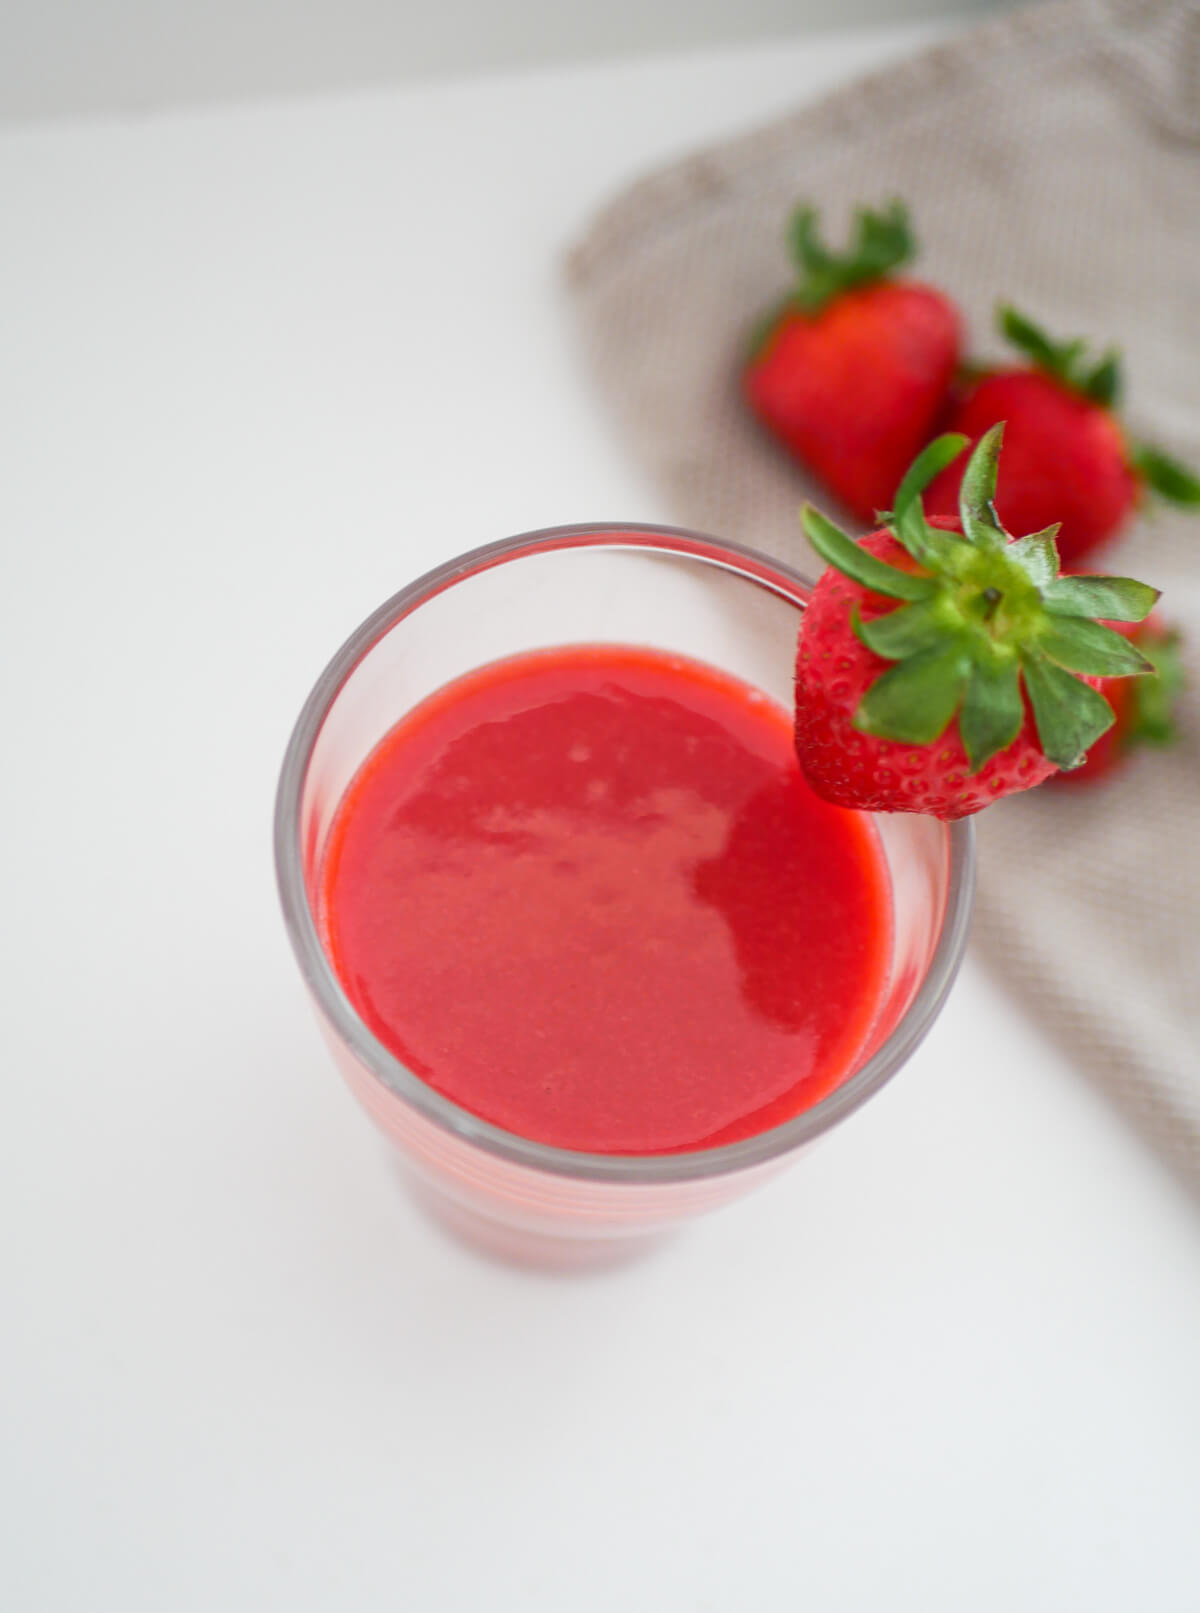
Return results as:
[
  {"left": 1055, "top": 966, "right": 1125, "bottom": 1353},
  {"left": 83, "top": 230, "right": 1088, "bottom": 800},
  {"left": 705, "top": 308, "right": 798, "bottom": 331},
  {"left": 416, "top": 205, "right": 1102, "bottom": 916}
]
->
[
  {"left": 998, "top": 304, "right": 1200, "bottom": 507},
  {"left": 787, "top": 200, "right": 913, "bottom": 315},
  {"left": 801, "top": 426, "right": 1161, "bottom": 773}
]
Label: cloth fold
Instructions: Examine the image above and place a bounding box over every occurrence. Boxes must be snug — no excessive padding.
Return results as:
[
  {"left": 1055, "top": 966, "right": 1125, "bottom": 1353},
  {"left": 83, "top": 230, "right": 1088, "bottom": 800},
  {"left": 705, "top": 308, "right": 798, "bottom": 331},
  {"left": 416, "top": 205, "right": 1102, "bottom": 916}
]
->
[{"left": 567, "top": 0, "right": 1200, "bottom": 1183}]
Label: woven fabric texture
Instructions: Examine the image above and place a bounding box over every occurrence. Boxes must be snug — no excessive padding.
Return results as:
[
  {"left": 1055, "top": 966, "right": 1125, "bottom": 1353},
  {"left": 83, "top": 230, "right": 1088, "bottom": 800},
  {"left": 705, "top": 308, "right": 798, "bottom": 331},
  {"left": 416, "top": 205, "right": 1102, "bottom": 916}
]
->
[{"left": 567, "top": 0, "right": 1200, "bottom": 1181}]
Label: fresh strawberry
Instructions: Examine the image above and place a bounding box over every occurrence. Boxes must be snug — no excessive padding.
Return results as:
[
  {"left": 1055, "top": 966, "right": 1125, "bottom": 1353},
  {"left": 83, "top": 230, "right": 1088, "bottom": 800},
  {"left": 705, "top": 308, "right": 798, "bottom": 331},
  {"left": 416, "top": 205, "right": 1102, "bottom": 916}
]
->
[
  {"left": 1050, "top": 616, "right": 1184, "bottom": 785},
  {"left": 794, "top": 427, "right": 1161, "bottom": 819},
  {"left": 924, "top": 306, "right": 1200, "bottom": 564},
  {"left": 743, "top": 201, "right": 961, "bottom": 523}
]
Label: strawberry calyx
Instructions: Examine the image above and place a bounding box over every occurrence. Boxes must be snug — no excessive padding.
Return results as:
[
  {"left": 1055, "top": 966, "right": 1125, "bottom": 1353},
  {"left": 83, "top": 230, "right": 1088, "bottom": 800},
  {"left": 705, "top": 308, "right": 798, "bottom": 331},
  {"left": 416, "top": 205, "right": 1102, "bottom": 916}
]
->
[
  {"left": 787, "top": 200, "right": 913, "bottom": 315},
  {"left": 1127, "top": 624, "right": 1185, "bottom": 750},
  {"left": 746, "top": 200, "right": 916, "bottom": 360},
  {"left": 998, "top": 304, "right": 1122, "bottom": 406},
  {"left": 1128, "top": 445, "right": 1200, "bottom": 507},
  {"left": 800, "top": 425, "right": 1161, "bottom": 773},
  {"left": 999, "top": 304, "right": 1200, "bottom": 508}
]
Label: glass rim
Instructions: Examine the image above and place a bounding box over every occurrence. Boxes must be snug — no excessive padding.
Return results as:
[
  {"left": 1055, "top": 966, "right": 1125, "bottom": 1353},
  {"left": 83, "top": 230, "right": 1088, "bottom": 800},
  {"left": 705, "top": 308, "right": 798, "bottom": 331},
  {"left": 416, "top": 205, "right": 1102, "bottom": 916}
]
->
[{"left": 274, "top": 522, "right": 976, "bottom": 1185}]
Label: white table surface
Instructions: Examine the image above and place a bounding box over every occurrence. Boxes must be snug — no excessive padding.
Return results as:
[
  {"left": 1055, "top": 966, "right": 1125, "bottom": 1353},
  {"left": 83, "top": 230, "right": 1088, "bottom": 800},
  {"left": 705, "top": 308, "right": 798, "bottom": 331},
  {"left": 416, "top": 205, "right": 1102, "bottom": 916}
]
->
[{"left": 3, "top": 21, "right": 1198, "bottom": 1612}]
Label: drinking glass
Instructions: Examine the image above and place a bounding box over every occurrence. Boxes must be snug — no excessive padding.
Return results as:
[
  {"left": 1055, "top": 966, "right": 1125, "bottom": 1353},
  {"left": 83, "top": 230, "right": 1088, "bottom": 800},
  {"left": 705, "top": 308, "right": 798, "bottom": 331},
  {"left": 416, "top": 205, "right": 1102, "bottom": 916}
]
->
[{"left": 275, "top": 525, "right": 974, "bottom": 1265}]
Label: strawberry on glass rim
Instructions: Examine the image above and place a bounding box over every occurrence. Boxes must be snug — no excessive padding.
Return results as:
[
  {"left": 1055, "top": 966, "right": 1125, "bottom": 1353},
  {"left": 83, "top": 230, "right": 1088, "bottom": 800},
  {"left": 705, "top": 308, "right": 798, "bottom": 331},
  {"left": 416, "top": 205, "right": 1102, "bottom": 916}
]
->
[
  {"left": 794, "top": 425, "right": 1162, "bottom": 820},
  {"left": 923, "top": 305, "right": 1200, "bottom": 564},
  {"left": 743, "top": 200, "right": 961, "bottom": 523}
]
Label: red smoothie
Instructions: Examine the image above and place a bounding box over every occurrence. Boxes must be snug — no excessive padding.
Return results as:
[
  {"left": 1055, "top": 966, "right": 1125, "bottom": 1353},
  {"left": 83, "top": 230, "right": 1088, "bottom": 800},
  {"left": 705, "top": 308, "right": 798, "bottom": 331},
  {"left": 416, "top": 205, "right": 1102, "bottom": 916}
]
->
[{"left": 319, "top": 645, "right": 892, "bottom": 1154}]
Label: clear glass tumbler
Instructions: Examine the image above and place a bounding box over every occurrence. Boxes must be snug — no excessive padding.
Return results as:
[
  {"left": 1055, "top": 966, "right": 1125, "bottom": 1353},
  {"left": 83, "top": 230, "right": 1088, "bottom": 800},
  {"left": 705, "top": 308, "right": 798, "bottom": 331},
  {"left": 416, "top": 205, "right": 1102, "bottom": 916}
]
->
[{"left": 275, "top": 525, "right": 975, "bottom": 1266}]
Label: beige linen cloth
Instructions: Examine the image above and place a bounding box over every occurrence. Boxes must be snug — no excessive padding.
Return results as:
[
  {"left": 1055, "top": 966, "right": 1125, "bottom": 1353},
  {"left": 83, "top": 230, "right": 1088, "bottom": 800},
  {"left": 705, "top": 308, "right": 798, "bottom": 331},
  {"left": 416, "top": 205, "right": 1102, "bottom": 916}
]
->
[{"left": 567, "top": 0, "right": 1200, "bottom": 1185}]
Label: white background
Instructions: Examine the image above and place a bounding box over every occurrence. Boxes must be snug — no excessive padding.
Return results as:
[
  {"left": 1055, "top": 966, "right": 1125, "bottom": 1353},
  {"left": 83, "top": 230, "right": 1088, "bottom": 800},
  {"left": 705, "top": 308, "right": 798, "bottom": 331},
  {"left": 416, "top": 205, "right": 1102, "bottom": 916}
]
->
[{"left": 3, "top": 14, "right": 1199, "bottom": 1612}]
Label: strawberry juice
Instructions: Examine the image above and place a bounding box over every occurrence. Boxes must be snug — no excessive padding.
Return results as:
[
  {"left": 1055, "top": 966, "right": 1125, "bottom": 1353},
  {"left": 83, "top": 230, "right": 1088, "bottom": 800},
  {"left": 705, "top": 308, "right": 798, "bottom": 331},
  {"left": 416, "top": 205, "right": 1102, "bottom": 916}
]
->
[{"left": 318, "top": 644, "right": 892, "bottom": 1156}]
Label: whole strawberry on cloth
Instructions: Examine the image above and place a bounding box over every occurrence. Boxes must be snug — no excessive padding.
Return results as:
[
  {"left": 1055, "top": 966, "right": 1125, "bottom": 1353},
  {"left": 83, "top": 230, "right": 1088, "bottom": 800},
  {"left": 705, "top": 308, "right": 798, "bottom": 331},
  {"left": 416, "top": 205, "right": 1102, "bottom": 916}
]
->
[
  {"left": 1050, "top": 615, "right": 1184, "bottom": 786},
  {"left": 743, "top": 201, "right": 961, "bottom": 524},
  {"left": 923, "top": 306, "right": 1200, "bottom": 564},
  {"left": 794, "top": 426, "right": 1161, "bottom": 820}
]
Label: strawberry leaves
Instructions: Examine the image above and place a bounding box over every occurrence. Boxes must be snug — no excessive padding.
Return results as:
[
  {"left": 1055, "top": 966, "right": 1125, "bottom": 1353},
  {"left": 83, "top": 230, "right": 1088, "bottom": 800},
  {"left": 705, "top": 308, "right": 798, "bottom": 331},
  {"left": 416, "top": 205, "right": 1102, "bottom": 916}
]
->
[
  {"left": 789, "top": 201, "right": 913, "bottom": 314},
  {"left": 801, "top": 505, "right": 933, "bottom": 601},
  {"left": 893, "top": 433, "right": 968, "bottom": 517},
  {"left": 999, "top": 304, "right": 1079, "bottom": 376},
  {"left": 1038, "top": 616, "right": 1154, "bottom": 677},
  {"left": 855, "top": 645, "right": 969, "bottom": 745},
  {"left": 959, "top": 659, "right": 1024, "bottom": 771},
  {"left": 1020, "top": 652, "right": 1117, "bottom": 769},
  {"left": 1041, "top": 575, "right": 1158, "bottom": 621},
  {"left": 999, "top": 305, "right": 1200, "bottom": 508},
  {"left": 852, "top": 598, "right": 947, "bottom": 660},
  {"left": 998, "top": 304, "right": 1124, "bottom": 407},
  {"left": 957, "top": 422, "right": 1007, "bottom": 550},
  {"left": 801, "top": 427, "right": 1162, "bottom": 776},
  {"left": 1084, "top": 350, "right": 1122, "bottom": 410},
  {"left": 1007, "top": 529, "right": 1062, "bottom": 589},
  {"left": 1129, "top": 628, "right": 1185, "bottom": 747},
  {"left": 1130, "top": 444, "right": 1200, "bottom": 507}
]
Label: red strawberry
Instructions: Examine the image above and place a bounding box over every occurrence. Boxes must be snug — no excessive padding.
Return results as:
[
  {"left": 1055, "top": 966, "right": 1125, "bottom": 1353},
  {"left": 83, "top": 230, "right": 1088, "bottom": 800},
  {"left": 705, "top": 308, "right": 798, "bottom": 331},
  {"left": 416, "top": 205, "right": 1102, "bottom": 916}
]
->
[
  {"left": 794, "top": 427, "right": 1161, "bottom": 819},
  {"left": 743, "top": 202, "right": 961, "bottom": 523},
  {"left": 924, "top": 306, "right": 1200, "bottom": 564},
  {"left": 1050, "top": 616, "right": 1184, "bottom": 785}
]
